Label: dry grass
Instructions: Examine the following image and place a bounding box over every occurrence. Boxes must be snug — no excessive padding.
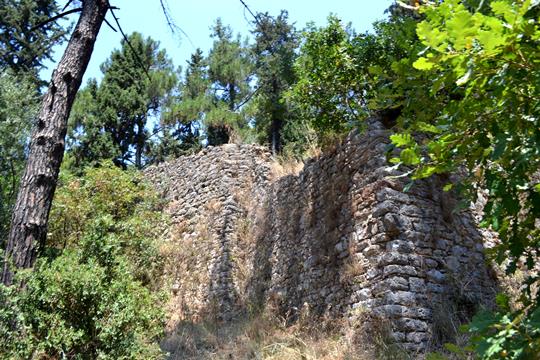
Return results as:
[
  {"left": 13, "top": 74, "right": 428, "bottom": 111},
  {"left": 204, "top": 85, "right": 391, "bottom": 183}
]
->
[
  {"left": 492, "top": 261, "right": 538, "bottom": 312},
  {"left": 305, "top": 144, "right": 323, "bottom": 159},
  {"left": 161, "top": 200, "right": 222, "bottom": 327},
  {"left": 231, "top": 216, "right": 254, "bottom": 301},
  {"left": 269, "top": 140, "right": 343, "bottom": 181},
  {"left": 269, "top": 156, "right": 305, "bottom": 181},
  {"left": 206, "top": 198, "right": 223, "bottom": 213},
  {"left": 230, "top": 177, "right": 262, "bottom": 306},
  {"left": 160, "top": 295, "right": 417, "bottom": 360},
  {"left": 340, "top": 254, "right": 366, "bottom": 285},
  {"left": 425, "top": 264, "right": 489, "bottom": 360},
  {"left": 161, "top": 307, "right": 387, "bottom": 360},
  {"left": 428, "top": 298, "right": 476, "bottom": 360}
]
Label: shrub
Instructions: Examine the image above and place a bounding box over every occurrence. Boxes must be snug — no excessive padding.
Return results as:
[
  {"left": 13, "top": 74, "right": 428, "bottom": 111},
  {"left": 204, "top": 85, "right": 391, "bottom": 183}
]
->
[{"left": 0, "top": 163, "right": 167, "bottom": 359}]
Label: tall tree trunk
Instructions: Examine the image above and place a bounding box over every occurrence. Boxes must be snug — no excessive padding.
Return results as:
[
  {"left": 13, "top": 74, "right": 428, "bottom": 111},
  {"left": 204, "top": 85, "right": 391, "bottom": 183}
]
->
[
  {"left": 135, "top": 117, "right": 144, "bottom": 169},
  {"left": 228, "top": 82, "right": 236, "bottom": 111},
  {"left": 270, "top": 115, "right": 282, "bottom": 156},
  {"left": 270, "top": 79, "right": 282, "bottom": 155},
  {"left": 1, "top": 0, "right": 110, "bottom": 285}
]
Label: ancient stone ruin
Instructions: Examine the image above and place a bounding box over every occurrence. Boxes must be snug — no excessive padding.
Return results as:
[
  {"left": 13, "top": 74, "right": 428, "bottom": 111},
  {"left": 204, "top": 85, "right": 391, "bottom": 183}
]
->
[{"left": 145, "top": 119, "right": 496, "bottom": 353}]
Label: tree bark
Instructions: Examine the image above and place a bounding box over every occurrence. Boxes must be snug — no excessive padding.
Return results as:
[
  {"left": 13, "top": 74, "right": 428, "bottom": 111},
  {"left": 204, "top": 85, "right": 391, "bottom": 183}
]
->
[
  {"left": 228, "top": 82, "right": 236, "bottom": 111},
  {"left": 270, "top": 78, "right": 282, "bottom": 155},
  {"left": 1, "top": 0, "right": 110, "bottom": 285},
  {"left": 270, "top": 115, "right": 282, "bottom": 156},
  {"left": 135, "top": 117, "right": 144, "bottom": 169}
]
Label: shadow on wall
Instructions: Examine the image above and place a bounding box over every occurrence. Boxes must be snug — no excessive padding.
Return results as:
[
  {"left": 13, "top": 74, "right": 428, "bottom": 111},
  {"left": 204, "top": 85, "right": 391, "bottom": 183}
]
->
[
  {"left": 243, "top": 119, "right": 497, "bottom": 352},
  {"left": 245, "top": 120, "right": 390, "bottom": 321},
  {"left": 149, "top": 119, "right": 497, "bottom": 356},
  {"left": 247, "top": 143, "right": 358, "bottom": 321}
]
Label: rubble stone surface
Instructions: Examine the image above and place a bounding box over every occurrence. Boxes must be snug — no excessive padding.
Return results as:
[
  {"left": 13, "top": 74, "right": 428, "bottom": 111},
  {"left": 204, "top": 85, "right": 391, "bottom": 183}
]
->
[{"left": 145, "top": 119, "right": 496, "bottom": 351}]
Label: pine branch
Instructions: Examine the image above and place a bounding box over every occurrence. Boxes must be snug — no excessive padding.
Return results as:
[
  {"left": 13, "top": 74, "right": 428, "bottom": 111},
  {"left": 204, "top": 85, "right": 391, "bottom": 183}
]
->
[
  {"left": 238, "top": 0, "right": 261, "bottom": 27},
  {"left": 30, "top": 7, "right": 83, "bottom": 32},
  {"left": 103, "top": 17, "right": 118, "bottom": 32},
  {"left": 159, "top": 0, "right": 195, "bottom": 49},
  {"left": 61, "top": 0, "right": 75, "bottom": 12},
  {"left": 109, "top": 6, "right": 151, "bottom": 81},
  {"left": 233, "top": 85, "right": 262, "bottom": 111}
]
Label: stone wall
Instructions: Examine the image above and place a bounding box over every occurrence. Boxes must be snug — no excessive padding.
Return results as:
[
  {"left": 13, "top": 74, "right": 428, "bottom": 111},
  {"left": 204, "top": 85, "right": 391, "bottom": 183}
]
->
[
  {"left": 145, "top": 144, "right": 272, "bottom": 321},
  {"left": 145, "top": 119, "right": 496, "bottom": 352}
]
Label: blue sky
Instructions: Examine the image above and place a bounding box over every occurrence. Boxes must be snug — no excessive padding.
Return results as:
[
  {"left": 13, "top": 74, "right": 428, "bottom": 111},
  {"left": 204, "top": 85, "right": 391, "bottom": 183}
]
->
[{"left": 43, "top": 0, "right": 394, "bottom": 83}]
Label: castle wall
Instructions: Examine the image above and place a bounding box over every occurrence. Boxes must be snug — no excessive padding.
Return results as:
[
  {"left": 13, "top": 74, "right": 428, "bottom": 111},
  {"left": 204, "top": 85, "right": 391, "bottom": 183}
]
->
[{"left": 145, "top": 120, "right": 495, "bottom": 351}]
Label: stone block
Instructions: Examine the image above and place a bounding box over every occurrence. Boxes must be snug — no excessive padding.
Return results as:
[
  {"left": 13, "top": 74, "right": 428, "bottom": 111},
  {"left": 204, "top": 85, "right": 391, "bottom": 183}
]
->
[
  {"left": 373, "top": 200, "right": 397, "bottom": 217},
  {"left": 335, "top": 240, "right": 348, "bottom": 253},
  {"left": 409, "top": 277, "right": 425, "bottom": 293},
  {"left": 406, "top": 332, "right": 430, "bottom": 343},
  {"left": 356, "top": 288, "right": 372, "bottom": 301},
  {"left": 394, "top": 318, "right": 429, "bottom": 332},
  {"left": 403, "top": 307, "right": 432, "bottom": 320},
  {"left": 382, "top": 213, "right": 402, "bottom": 235},
  {"left": 379, "top": 252, "right": 412, "bottom": 266},
  {"left": 384, "top": 291, "right": 418, "bottom": 306},
  {"left": 383, "top": 265, "right": 418, "bottom": 277},
  {"left": 364, "top": 245, "right": 381, "bottom": 257},
  {"left": 372, "top": 233, "right": 390, "bottom": 244},
  {"left": 386, "top": 240, "right": 414, "bottom": 253},
  {"left": 427, "top": 283, "right": 445, "bottom": 293},
  {"left": 373, "top": 277, "right": 409, "bottom": 294},
  {"left": 426, "top": 269, "right": 446, "bottom": 283}
]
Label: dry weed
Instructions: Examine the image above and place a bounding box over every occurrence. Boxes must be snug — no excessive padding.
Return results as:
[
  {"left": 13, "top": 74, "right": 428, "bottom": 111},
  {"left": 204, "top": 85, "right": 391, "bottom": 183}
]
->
[
  {"left": 161, "top": 305, "right": 417, "bottom": 360},
  {"left": 269, "top": 156, "right": 304, "bottom": 181}
]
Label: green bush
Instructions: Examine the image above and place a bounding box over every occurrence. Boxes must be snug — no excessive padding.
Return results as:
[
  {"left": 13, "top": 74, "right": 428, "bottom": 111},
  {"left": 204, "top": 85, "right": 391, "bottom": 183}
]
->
[
  {"left": 0, "top": 163, "right": 167, "bottom": 359},
  {"left": 386, "top": 1, "right": 540, "bottom": 358},
  {"left": 288, "top": 1, "right": 540, "bottom": 357}
]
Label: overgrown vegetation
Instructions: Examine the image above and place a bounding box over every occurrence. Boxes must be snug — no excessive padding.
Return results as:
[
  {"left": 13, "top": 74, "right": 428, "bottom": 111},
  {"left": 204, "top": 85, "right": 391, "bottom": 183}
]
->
[
  {"left": 1, "top": 0, "right": 539, "bottom": 358},
  {"left": 0, "top": 164, "right": 167, "bottom": 358},
  {"left": 387, "top": 1, "right": 540, "bottom": 358},
  {"left": 288, "top": 1, "right": 539, "bottom": 358},
  {"left": 0, "top": 71, "right": 38, "bottom": 246},
  {"left": 162, "top": 305, "right": 411, "bottom": 360}
]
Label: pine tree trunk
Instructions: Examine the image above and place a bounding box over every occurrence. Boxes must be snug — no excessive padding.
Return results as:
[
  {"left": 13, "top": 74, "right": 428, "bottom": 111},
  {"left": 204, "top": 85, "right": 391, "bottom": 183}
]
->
[
  {"left": 1, "top": 0, "right": 110, "bottom": 285},
  {"left": 270, "top": 79, "right": 282, "bottom": 155},
  {"left": 229, "top": 82, "right": 236, "bottom": 111},
  {"left": 135, "top": 117, "right": 144, "bottom": 169},
  {"left": 270, "top": 116, "right": 282, "bottom": 156}
]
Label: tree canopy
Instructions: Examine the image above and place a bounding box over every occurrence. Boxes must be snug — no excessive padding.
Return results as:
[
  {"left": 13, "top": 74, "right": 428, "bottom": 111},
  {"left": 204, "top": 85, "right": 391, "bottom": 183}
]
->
[
  {"left": 287, "top": 1, "right": 540, "bottom": 357},
  {"left": 251, "top": 10, "right": 299, "bottom": 155},
  {"left": 0, "top": 0, "right": 68, "bottom": 80},
  {"left": 68, "top": 32, "right": 177, "bottom": 169}
]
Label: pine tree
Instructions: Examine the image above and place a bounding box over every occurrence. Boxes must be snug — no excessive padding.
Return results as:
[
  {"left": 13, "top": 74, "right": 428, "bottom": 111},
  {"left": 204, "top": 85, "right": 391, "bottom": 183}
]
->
[
  {"left": 0, "top": 71, "right": 38, "bottom": 245},
  {"left": 2, "top": 0, "right": 110, "bottom": 285},
  {"left": 0, "top": 0, "right": 68, "bottom": 79},
  {"left": 251, "top": 11, "right": 298, "bottom": 154},
  {"left": 66, "top": 78, "right": 119, "bottom": 170},
  {"left": 159, "top": 48, "right": 208, "bottom": 156},
  {"left": 206, "top": 19, "right": 253, "bottom": 145},
  {"left": 0, "top": 0, "right": 69, "bottom": 244},
  {"left": 68, "top": 32, "right": 177, "bottom": 169}
]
